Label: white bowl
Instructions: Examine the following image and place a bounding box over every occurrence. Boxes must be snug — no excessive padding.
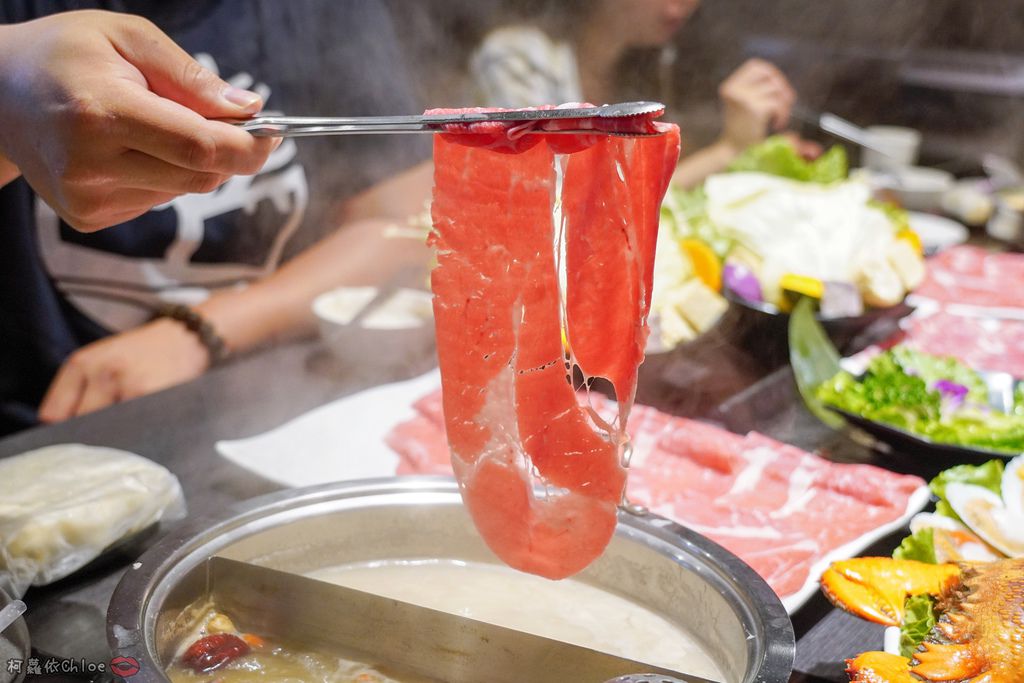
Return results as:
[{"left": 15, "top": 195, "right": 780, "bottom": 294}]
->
[
  {"left": 312, "top": 286, "right": 435, "bottom": 362},
  {"left": 907, "top": 211, "right": 968, "bottom": 255},
  {"left": 862, "top": 126, "right": 921, "bottom": 170},
  {"left": 311, "top": 286, "right": 378, "bottom": 326},
  {"left": 875, "top": 166, "right": 955, "bottom": 212}
]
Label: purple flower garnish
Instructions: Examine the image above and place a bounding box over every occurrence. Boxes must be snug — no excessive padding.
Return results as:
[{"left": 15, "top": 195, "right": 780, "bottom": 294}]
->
[
  {"left": 933, "top": 379, "right": 968, "bottom": 409},
  {"left": 723, "top": 263, "right": 762, "bottom": 303}
]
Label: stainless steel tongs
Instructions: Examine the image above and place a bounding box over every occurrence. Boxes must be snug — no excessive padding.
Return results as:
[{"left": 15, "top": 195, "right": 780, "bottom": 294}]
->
[
  {"left": 228, "top": 101, "right": 665, "bottom": 137},
  {"left": 791, "top": 104, "right": 894, "bottom": 157}
]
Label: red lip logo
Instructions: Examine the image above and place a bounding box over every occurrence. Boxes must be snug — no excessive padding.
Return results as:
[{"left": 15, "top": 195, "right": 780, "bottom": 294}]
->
[{"left": 110, "top": 656, "right": 140, "bottom": 678}]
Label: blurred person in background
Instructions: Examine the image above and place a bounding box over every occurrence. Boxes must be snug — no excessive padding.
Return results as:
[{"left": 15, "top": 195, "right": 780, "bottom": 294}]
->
[
  {"left": 0, "top": 1, "right": 432, "bottom": 435},
  {"left": 472, "top": 0, "right": 811, "bottom": 187}
]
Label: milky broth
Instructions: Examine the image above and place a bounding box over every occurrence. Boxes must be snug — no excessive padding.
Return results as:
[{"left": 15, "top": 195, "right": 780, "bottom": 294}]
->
[{"left": 309, "top": 559, "right": 725, "bottom": 681}]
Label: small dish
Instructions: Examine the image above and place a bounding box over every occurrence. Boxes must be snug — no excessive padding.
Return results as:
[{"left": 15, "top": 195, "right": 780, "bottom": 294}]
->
[
  {"left": 311, "top": 286, "right": 378, "bottom": 326},
  {"left": 874, "top": 166, "right": 955, "bottom": 212},
  {"left": 861, "top": 126, "right": 921, "bottom": 170},
  {"left": 906, "top": 212, "right": 968, "bottom": 255},
  {"left": 312, "top": 286, "right": 435, "bottom": 362}
]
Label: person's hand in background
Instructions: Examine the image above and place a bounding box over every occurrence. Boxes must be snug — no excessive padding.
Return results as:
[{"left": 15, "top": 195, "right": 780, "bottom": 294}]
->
[
  {"left": 672, "top": 58, "right": 807, "bottom": 188},
  {"left": 718, "top": 58, "right": 796, "bottom": 154},
  {"left": 37, "top": 318, "right": 210, "bottom": 422},
  {"left": 0, "top": 10, "right": 279, "bottom": 231}
]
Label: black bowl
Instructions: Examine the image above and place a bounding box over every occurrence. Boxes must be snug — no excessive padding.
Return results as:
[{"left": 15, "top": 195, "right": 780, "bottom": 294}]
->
[
  {"left": 721, "top": 290, "right": 914, "bottom": 366},
  {"left": 830, "top": 407, "right": 1018, "bottom": 462}
]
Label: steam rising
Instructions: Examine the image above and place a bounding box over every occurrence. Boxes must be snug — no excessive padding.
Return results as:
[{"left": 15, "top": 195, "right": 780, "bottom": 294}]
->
[{"left": 389, "top": 0, "right": 1024, "bottom": 165}]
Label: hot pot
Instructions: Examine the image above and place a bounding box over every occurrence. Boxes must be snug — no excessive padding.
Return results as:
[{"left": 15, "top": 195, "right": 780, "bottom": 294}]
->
[{"left": 107, "top": 477, "right": 794, "bottom": 682}]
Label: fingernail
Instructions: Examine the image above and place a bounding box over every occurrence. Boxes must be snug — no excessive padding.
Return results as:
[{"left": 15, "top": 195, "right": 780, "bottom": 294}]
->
[{"left": 223, "top": 86, "right": 262, "bottom": 113}]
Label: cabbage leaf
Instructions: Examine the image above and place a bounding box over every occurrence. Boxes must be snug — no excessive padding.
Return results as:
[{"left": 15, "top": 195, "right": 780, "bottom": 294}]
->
[
  {"left": 899, "top": 595, "right": 937, "bottom": 658},
  {"left": 727, "top": 135, "right": 847, "bottom": 183},
  {"left": 892, "top": 528, "right": 937, "bottom": 564}
]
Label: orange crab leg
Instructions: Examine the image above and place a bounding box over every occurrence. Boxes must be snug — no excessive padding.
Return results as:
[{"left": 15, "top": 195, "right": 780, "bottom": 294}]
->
[
  {"left": 911, "top": 642, "right": 987, "bottom": 681},
  {"left": 821, "top": 558, "right": 961, "bottom": 626},
  {"left": 845, "top": 651, "right": 917, "bottom": 682}
]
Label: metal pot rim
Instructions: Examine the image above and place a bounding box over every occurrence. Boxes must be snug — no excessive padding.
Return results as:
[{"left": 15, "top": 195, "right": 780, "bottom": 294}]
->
[{"left": 107, "top": 476, "right": 794, "bottom": 683}]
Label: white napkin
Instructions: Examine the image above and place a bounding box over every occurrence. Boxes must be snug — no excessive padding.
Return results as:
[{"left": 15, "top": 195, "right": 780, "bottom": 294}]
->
[{"left": 216, "top": 370, "right": 441, "bottom": 487}]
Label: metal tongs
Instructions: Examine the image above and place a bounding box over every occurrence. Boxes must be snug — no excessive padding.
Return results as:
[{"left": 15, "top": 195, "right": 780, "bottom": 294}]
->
[
  {"left": 791, "top": 104, "right": 895, "bottom": 158},
  {"left": 228, "top": 101, "right": 665, "bottom": 137}
]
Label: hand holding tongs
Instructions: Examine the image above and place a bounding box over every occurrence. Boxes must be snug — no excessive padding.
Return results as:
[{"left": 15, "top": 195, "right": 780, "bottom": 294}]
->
[{"left": 227, "top": 101, "right": 665, "bottom": 137}]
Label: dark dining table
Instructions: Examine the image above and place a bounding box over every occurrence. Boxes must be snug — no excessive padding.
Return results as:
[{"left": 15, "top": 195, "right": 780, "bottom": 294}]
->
[{"left": 0, "top": 305, "right": 955, "bottom": 683}]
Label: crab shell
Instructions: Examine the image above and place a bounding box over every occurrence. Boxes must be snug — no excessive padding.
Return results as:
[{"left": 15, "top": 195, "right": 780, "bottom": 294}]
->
[{"left": 823, "top": 557, "right": 1024, "bottom": 682}]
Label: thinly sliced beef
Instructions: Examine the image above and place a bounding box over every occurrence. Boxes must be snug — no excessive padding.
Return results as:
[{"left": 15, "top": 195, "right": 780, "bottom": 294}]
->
[
  {"left": 915, "top": 245, "right": 1024, "bottom": 309},
  {"left": 386, "top": 415, "right": 449, "bottom": 476},
  {"left": 429, "top": 114, "right": 680, "bottom": 579},
  {"left": 897, "top": 310, "right": 1024, "bottom": 378},
  {"left": 386, "top": 391, "right": 926, "bottom": 599},
  {"left": 867, "top": 244, "right": 1024, "bottom": 376},
  {"left": 562, "top": 134, "right": 675, "bottom": 404}
]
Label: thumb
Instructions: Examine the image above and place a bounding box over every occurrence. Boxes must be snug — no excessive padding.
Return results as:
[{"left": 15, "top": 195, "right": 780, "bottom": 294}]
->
[{"left": 110, "top": 16, "right": 263, "bottom": 118}]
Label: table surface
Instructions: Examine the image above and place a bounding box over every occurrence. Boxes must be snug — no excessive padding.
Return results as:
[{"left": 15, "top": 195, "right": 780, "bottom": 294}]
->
[{"left": 1, "top": 307, "right": 957, "bottom": 683}]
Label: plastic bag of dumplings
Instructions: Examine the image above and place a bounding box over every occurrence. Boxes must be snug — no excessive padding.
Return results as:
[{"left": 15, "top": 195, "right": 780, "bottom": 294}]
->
[{"left": 0, "top": 444, "right": 186, "bottom": 598}]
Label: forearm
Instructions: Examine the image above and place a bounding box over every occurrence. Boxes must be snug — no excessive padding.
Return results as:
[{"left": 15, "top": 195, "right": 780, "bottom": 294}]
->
[
  {"left": 0, "top": 152, "right": 19, "bottom": 188},
  {"left": 0, "top": 26, "right": 21, "bottom": 189},
  {"left": 671, "top": 139, "right": 739, "bottom": 190},
  {"left": 196, "top": 218, "right": 431, "bottom": 354}
]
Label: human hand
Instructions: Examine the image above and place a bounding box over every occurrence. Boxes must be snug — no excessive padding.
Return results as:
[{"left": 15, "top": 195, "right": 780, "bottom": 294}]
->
[
  {"left": 0, "top": 10, "right": 279, "bottom": 232},
  {"left": 781, "top": 131, "right": 824, "bottom": 160},
  {"left": 38, "top": 319, "right": 211, "bottom": 422},
  {"left": 718, "top": 58, "right": 796, "bottom": 154}
]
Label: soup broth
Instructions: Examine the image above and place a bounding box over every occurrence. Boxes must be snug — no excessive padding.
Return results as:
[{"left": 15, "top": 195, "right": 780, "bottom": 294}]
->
[{"left": 310, "top": 559, "right": 724, "bottom": 681}]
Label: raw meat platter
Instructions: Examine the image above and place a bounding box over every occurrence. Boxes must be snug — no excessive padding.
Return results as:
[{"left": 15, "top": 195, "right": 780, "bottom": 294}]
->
[
  {"left": 218, "top": 370, "right": 929, "bottom": 613},
  {"left": 383, "top": 374, "right": 930, "bottom": 613}
]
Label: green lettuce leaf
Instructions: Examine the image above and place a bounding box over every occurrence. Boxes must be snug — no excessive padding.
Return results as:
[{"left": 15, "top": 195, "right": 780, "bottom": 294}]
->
[
  {"left": 899, "top": 594, "right": 937, "bottom": 658},
  {"left": 807, "top": 145, "right": 848, "bottom": 183},
  {"left": 892, "top": 528, "right": 937, "bottom": 564},
  {"left": 931, "top": 460, "right": 1005, "bottom": 521},
  {"left": 890, "top": 346, "right": 988, "bottom": 405},
  {"left": 789, "top": 297, "right": 844, "bottom": 428},
  {"left": 928, "top": 411, "right": 1024, "bottom": 453},
  {"left": 817, "top": 349, "right": 940, "bottom": 431},
  {"left": 727, "top": 135, "right": 847, "bottom": 183}
]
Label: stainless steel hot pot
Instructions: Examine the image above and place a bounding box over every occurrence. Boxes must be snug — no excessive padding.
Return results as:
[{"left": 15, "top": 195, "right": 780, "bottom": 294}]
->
[{"left": 107, "top": 477, "right": 795, "bottom": 682}]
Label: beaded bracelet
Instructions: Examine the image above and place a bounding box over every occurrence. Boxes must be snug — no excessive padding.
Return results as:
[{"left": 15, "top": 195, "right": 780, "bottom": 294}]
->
[{"left": 153, "top": 302, "right": 229, "bottom": 365}]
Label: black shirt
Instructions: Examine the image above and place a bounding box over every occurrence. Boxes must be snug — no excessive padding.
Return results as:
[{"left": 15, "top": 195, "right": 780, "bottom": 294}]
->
[{"left": 0, "top": 0, "right": 430, "bottom": 434}]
